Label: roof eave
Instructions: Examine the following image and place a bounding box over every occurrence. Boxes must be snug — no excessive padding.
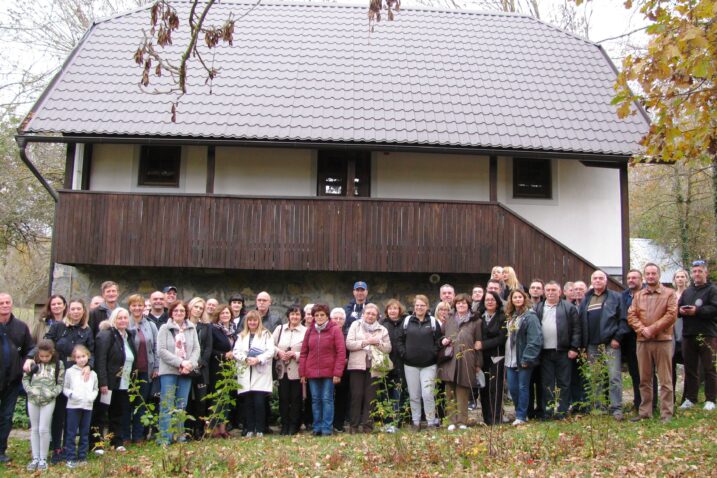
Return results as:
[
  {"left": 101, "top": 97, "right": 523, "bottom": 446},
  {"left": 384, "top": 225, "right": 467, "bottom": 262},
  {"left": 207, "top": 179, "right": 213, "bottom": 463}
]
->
[{"left": 16, "top": 132, "right": 635, "bottom": 162}]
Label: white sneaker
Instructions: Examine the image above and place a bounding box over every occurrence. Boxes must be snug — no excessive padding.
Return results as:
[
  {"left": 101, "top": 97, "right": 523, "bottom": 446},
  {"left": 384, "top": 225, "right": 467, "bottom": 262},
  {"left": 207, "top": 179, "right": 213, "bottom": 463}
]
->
[
  {"left": 511, "top": 419, "right": 526, "bottom": 426},
  {"left": 256, "top": 432, "right": 263, "bottom": 438},
  {"left": 383, "top": 425, "right": 397, "bottom": 434},
  {"left": 458, "top": 424, "right": 468, "bottom": 430},
  {"left": 447, "top": 424, "right": 456, "bottom": 431},
  {"left": 27, "top": 459, "right": 39, "bottom": 471},
  {"left": 115, "top": 446, "right": 127, "bottom": 453},
  {"left": 680, "top": 399, "right": 694, "bottom": 410},
  {"left": 245, "top": 432, "right": 254, "bottom": 438},
  {"left": 94, "top": 449, "right": 105, "bottom": 456},
  {"left": 704, "top": 401, "right": 715, "bottom": 411}
]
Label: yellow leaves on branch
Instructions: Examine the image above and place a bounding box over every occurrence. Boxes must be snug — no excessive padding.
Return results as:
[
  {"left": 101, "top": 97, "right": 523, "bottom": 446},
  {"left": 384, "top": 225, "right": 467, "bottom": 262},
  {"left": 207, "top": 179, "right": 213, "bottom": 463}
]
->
[{"left": 614, "top": 0, "right": 717, "bottom": 163}]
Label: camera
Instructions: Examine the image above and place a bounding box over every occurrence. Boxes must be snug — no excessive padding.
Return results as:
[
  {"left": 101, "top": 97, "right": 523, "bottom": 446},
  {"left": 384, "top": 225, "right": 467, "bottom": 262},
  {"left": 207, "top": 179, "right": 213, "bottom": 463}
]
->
[{"left": 27, "top": 363, "right": 39, "bottom": 375}]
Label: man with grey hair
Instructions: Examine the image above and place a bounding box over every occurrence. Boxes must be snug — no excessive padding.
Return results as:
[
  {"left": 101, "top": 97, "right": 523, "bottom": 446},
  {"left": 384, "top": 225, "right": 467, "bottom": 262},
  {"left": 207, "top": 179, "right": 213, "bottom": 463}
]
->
[
  {"left": 439, "top": 284, "right": 455, "bottom": 305},
  {"left": 571, "top": 281, "right": 587, "bottom": 307},
  {"left": 0, "top": 293, "right": 34, "bottom": 464},
  {"left": 578, "top": 270, "right": 628, "bottom": 420}
]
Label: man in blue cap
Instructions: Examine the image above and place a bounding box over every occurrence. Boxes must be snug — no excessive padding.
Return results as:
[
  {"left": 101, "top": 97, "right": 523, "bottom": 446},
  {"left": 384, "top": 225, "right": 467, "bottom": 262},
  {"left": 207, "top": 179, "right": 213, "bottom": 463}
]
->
[{"left": 343, "top": 281, "right": 368, "bottom": 333}]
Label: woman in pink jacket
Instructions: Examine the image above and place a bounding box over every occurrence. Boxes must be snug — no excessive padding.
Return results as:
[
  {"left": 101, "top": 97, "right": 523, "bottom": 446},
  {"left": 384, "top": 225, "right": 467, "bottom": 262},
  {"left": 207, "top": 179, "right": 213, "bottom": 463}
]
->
[{"left": 299, "top": 304, "right": 346, "bottom": 436}]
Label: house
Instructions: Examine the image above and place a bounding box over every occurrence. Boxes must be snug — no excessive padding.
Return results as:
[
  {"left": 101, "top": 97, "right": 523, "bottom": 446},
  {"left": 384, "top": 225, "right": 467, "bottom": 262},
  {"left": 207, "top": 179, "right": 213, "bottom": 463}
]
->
[{"left": 17, "top": 1, "right": 648, "bottom": 307}]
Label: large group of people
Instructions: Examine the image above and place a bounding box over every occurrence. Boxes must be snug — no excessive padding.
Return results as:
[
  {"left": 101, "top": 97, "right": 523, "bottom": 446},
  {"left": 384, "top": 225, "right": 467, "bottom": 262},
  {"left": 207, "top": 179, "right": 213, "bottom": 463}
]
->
[{"left": 0, "top": 259, "right": 715, "bottom": 470}]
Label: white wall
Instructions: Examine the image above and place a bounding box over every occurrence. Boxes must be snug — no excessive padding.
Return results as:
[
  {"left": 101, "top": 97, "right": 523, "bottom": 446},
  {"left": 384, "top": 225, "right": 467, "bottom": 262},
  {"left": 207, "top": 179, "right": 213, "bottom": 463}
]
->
[
  {"left": 373, "top": 152, "right": 490, "bottom": 201},
  {"left": 497, "top": 157, "right": 623, "bottom": 270},
  {"left": 89, "top": 144, "right": 207, "bottom": 193},
  {"left": 214, "top": 147, "right": 314, "bottom": 196},
  {"left": 89, "top": 144, "right": 134, "bottom": 191}
]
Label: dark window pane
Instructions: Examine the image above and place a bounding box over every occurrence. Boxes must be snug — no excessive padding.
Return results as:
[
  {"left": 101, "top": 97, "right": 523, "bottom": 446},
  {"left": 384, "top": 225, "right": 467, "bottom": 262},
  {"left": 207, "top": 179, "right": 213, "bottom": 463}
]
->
[
  {"left": 139, "top": 146, "right": 181, "bottom": 187},
  {"left": 317, "top": 150, "right": 370, "bottom": 197},
  {"left": 513, "top": 158, "right": 551, "bottom": 199}
]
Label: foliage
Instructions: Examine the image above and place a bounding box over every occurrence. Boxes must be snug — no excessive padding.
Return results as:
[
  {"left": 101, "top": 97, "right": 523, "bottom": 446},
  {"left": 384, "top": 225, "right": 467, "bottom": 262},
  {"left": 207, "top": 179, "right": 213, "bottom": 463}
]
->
[
  {"left": 575, "top": 347, "right": 615, "bottom": 458},
  {"left": 11, "top": 395, "right": 29, "bottom": 429},
  {"left": 630, "top": 161, "right": 715, "bottom": 266},
  {"left": 202, "top": 358, "right": 242, "bottom": 436},
  {"left": 0, "top": 116, "right": 63, "bottom": 250},
  {"left": 609, "top": 0, "right": 717, "bottom": 164},
  {"left": 3, "top": 408, "right": 716, "bottom": 476}
]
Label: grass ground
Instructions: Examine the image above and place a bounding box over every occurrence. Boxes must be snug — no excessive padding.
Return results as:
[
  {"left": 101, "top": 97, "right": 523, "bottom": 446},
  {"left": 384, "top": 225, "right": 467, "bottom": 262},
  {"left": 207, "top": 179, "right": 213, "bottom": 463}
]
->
[{"left": 2, "top": 407, "right": 715, "bottom": 477}]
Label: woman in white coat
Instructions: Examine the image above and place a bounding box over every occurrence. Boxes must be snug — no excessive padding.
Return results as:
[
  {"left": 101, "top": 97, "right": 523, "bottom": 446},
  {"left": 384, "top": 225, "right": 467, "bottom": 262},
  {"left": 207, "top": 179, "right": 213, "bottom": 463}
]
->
[{"left": 233, "top": 310, "right": 275, "bottom": 437}]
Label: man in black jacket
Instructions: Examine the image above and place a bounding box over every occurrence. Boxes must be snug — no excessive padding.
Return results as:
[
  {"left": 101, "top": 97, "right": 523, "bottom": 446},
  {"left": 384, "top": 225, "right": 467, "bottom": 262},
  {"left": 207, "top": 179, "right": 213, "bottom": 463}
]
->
[
  {"left": 678, "top": 260, "right": 717, "bottom": 411},
  {"left": 579, "top": 271, "right": 629, "bottom": 420},
  {"left": 535, "top": 282, "right": 580, "bottom": 418},
  {"left": 88, "top": 281, "right": 120, "bottom": 337},
  {"left": 0, "top": 293, "right": 34, "bottom": 464}
]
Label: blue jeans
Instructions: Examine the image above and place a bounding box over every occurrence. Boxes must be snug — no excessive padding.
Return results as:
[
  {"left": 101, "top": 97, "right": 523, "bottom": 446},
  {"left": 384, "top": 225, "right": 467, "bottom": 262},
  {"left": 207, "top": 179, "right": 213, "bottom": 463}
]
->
[
  {"left": 587, "top": 344, "right": 623, "bottom": 415},
  {"left": 0, "top": 382, "right": 21, "bottom": 455},
  {"left": 158, "top": 374, "right": 192, "bottom": 444},
  {"left": 308, "top": 378, "right": 334, "bottom": 435},
  {"left": 65, "top": 408, "right": 92, "bottom": 461},
  {"left": 507, "top": 366, "right": 534, "bottom": 421}
]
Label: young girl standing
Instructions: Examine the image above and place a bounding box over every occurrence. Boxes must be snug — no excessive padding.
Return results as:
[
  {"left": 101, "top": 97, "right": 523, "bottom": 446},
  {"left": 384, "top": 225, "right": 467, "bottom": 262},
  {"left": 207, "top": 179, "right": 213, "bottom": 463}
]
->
[
  {"left": 63, "top": 344, "right": 98, "bottom": 468},
  {"left": 23, "top": 339, "right": 65, "bottom": 471}
]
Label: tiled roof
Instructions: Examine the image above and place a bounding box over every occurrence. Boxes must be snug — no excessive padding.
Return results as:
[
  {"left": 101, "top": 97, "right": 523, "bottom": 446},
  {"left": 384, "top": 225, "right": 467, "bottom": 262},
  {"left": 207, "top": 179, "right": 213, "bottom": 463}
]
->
[{"left": 22, "top": 1, "right": 649, "bottom": 156}]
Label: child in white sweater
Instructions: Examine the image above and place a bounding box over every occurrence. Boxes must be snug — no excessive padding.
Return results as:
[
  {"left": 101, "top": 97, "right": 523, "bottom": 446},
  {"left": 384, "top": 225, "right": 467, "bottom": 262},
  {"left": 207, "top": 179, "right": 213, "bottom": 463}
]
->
[{"left": 63, "top": 345, "right": 98, "bottom": 468}]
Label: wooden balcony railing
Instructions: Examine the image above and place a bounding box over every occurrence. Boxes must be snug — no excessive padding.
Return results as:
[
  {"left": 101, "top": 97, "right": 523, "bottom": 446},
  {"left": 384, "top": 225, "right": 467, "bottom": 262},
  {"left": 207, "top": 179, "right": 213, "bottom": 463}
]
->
[{"left": 54, "top": 191, "right": 618, "bottom": 287}]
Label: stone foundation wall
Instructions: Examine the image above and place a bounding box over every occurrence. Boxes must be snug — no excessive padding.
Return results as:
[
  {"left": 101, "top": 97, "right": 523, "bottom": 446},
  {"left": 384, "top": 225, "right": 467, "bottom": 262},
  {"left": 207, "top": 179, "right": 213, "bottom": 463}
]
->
[{"left": 52, "top": 264, "right": 489, "bottom": 315}]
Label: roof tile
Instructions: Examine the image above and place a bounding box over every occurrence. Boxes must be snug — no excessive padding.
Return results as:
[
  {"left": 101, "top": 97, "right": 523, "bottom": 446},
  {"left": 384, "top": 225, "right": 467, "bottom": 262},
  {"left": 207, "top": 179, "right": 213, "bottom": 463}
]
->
[{"left": 23, "top": 1, "right": 648, "bottom": 156}]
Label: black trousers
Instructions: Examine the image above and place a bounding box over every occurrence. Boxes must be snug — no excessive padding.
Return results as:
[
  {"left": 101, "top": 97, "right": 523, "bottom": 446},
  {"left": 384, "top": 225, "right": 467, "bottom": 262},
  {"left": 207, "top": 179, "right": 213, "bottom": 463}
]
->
[
  {"left": 278, "top": 376, "right": 302, "bottom": 433},
  {"left": 540, "top": 349, "right": 573, "bottom": 417},
  {"left": 186, "top": 378, "right": 208, "bottom": 439},
  {"left": 349, "top": 370, "right": 377, "bottom": 431},
  {"left": 107, "top": 390, "right": 129, "bottom": 447},
  {"left": 333, "top": 372, "right": 350, "bottom": 430},
  {"left": 50, "top": 393, "right": 67, "bottom": 451},
  {"left": 243, "top": 391, "right": 268, "bottom": 434},
  {"left": 479, "top": 358, "right": 505, "bottom": 425},
  {"left": 528, "top": 365, "right": 544, "bottom": 419}
]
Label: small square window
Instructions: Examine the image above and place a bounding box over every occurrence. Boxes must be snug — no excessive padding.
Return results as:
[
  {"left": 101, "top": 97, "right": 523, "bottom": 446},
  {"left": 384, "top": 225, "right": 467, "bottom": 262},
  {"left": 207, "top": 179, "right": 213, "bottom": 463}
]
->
[
  {"left": 513, "top": 158, "right": 551, "bottom": 199},
  {"left": 138, "top": 146, "right": 181, "bottom": 187}
]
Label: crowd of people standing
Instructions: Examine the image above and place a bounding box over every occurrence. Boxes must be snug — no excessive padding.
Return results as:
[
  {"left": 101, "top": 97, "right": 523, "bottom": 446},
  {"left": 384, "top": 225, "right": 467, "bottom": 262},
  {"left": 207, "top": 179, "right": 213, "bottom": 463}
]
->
[{"left": 0, "top": 259, "right": 715, "bottom": 470}]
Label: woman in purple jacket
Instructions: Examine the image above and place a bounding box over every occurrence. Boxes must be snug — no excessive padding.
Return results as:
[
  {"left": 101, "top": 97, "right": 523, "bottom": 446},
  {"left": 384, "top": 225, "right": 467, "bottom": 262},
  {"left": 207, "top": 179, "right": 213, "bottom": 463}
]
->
[{"left": 298, "top": 304, "right": 346, "bottom": 436}]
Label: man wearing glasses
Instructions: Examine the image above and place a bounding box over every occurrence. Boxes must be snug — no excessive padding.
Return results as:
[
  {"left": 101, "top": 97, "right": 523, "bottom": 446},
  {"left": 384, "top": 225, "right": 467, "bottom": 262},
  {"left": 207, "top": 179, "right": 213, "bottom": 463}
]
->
[{"left": 678, "top": 260, "right": 717, "bottom": 412}]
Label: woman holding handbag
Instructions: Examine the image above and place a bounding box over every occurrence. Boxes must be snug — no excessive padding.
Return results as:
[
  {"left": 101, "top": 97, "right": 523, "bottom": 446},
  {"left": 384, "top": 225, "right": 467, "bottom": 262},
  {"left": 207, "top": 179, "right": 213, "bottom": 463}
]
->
[
  {"left": 345, "top": 303, "right": 391, "bottom": 433},
  {"left": 272, "top": 306, "right": 306, "bottom": 435},
  {"left": 437, "top": 294, "right": 483, "bottom": 431}
]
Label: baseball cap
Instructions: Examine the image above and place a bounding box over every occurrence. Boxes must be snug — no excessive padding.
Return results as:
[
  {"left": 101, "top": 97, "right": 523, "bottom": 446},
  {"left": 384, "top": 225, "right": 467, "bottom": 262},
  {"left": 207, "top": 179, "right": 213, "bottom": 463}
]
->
[
  {"left": 163, "top": 285, "right": 178, "bottom": 293},
  {"left": 353, "top": 281, "right": 368, "bottom": 290}
]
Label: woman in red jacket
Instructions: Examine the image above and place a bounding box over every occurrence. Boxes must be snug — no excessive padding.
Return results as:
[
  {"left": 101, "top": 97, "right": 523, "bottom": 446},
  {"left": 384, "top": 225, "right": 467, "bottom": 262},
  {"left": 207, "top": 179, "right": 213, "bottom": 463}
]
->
[{"left": 299, "top": 304, "right": 346, "bottom": 436}]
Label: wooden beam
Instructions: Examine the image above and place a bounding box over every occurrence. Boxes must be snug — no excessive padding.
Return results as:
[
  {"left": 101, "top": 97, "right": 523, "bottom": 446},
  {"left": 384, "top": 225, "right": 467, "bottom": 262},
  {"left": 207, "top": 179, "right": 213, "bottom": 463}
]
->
[
  {"left": 206, "top": 145, "right": 216, "bottom": 194},
  {"left": 81, "top": 144, "right": 93, "bottom": 190},
  {"left": 619, "top": 162, "right": 630, "bottom": 284},
  {"left": 489, "top": 155, "right": 497, "bottom": 202},
  {"left": 63, "top": 143, "right": 76, "bottom": 189}
]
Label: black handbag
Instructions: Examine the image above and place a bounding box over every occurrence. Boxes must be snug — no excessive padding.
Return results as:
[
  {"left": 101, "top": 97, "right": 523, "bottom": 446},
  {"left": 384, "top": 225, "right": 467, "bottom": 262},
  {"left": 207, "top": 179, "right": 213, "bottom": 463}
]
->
[{"left": 437, "top": 344, "right": 454, "bottom": 364}]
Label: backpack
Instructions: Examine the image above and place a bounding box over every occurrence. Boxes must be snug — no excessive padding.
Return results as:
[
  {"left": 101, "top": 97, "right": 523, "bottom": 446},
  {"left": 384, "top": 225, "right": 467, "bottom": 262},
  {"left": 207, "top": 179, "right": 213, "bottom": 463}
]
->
[{"left": 403, "top": 315, "right": 438, "bottom": 332}]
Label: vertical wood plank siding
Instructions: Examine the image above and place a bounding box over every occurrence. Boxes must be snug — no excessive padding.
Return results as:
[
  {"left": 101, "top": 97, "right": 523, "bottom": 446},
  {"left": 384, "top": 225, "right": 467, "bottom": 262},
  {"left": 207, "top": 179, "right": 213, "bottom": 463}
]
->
[{"left": 54, "top": 191, "right": 617, "bottom": 286}]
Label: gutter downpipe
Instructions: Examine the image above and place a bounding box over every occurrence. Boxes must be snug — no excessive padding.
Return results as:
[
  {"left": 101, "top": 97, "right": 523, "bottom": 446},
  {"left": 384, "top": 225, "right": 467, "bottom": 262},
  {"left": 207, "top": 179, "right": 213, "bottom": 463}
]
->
[{"left": 16, "top": 136, "right": 60, "bottom": 295}]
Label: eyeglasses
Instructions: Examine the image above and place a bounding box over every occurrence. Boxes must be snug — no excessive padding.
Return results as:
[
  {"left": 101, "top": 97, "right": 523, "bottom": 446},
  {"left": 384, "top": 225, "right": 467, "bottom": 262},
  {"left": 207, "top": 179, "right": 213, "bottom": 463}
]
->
[{"left": 692, "top": 260, "right": 707, "bottom": 267}]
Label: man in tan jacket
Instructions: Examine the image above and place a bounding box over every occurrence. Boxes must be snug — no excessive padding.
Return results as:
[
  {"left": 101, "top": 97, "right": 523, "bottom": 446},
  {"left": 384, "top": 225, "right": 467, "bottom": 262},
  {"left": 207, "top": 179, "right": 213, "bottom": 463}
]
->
[{"left": 627, "top": 263, "right": 678, "bottom": 422}]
